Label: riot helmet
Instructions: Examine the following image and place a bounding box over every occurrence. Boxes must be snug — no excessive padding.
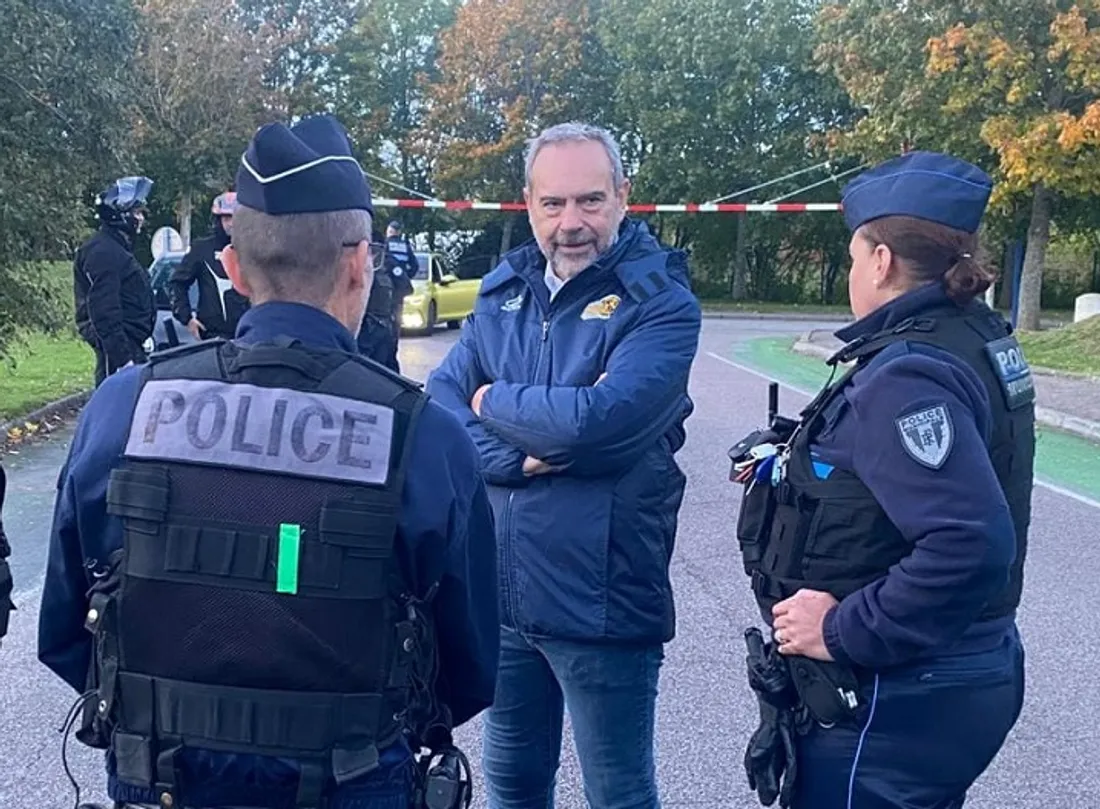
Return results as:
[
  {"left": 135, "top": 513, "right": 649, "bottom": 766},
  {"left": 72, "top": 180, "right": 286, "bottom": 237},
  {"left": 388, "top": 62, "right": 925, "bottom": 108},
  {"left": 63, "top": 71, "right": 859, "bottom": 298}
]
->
[{"left": 96, "top": 176, "right": 154, "bottom": 236}]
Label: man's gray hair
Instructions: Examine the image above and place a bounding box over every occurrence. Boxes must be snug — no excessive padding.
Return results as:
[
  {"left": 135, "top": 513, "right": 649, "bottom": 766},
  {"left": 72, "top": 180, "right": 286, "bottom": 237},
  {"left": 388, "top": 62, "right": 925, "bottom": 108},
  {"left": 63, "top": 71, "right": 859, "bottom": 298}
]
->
[
  {"left": 232, "top": 206, "right": 372, "bottom": 305},
  {"left": 524, "top": 122, "right": 626, "bottom": 189}
]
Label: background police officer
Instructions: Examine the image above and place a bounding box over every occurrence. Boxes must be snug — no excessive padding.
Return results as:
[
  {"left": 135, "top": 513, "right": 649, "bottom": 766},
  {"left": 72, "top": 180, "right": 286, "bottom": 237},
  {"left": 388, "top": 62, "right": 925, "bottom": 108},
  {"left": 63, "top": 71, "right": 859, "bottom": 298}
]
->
[
  {"left": 73, "top": 176, "right": 156, "bottom": 387},
  {"left": 39, "top": 113, "right": 499, "bottom": 809},
  {"left": 384, "top": 219, "right": 417, "bottom": 342},
  {"left": 734, "top": 151, "right": 1031, "bottom": 809},
  {"left": 167, "top": 190, "right": 251, "bottom": 341}
]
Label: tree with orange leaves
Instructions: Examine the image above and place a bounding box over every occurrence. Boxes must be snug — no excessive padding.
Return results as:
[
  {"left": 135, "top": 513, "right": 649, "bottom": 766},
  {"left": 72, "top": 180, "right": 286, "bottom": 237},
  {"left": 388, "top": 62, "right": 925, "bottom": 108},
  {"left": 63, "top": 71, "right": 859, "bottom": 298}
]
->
[
  {"left": 817, "top": 1, "right": 1100, "bottom": 330},
  {"left": 419, "top": 0, "right": 615, "bottom": 254}
]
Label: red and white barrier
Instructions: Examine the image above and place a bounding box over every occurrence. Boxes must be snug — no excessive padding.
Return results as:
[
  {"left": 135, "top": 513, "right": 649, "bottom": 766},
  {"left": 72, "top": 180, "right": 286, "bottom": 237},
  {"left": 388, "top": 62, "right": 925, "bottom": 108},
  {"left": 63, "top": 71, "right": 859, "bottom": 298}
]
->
[{"left": 371, "top": 197, "right": 841, "bottom": 213}]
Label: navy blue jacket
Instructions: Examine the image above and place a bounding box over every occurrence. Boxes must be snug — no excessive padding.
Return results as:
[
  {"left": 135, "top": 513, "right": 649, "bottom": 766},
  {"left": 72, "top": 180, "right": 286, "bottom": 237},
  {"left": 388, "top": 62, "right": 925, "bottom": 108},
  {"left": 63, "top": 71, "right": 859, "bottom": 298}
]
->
[
  {"left": 426, "top": 219, "right": 701, "bottom": 644},
  {"left": 815, "top": 283, "right": 1017, "bottom": 669},
  {"left": 38, "top": 302, "right": 500, "bottom": 809}
]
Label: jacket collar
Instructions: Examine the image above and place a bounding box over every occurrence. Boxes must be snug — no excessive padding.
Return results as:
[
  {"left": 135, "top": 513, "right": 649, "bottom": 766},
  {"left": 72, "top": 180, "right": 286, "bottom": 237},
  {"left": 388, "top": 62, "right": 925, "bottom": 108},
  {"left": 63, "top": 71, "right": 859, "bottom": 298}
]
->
[
  {"left": 835, "top": 282, "right": 960, "bottom": 343},
  {"left": 234, "top": 301, "right": 358, "bottom": 354}
]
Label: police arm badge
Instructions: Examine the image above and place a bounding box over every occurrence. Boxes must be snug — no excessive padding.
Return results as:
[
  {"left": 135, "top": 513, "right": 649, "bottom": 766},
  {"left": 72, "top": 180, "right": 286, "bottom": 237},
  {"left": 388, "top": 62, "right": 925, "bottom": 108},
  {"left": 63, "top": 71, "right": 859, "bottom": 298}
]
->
[{"left": 895, "top": 403, "right": 954, "bottom": 470}]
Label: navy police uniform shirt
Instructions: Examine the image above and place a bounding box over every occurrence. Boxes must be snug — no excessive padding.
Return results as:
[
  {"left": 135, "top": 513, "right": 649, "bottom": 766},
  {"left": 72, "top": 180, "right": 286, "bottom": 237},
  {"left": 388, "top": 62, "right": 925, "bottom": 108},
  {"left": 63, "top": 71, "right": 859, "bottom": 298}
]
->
[
  {"left": 38, "top": 302, "right": 499, "bottom": 808},
  {"left": 813, "top": 282, "right": 1017, "bottom": 670}
]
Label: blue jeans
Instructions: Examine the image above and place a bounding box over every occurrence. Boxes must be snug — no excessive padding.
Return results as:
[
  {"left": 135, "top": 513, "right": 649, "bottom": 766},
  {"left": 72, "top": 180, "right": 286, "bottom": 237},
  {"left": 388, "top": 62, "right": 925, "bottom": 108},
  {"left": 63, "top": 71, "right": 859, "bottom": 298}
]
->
[
  {"left": 791, "top": 629, "right": 1026, "bottom": 809},
  {"left": 481, "top": 626, "right": 664, "bottom": 809}
]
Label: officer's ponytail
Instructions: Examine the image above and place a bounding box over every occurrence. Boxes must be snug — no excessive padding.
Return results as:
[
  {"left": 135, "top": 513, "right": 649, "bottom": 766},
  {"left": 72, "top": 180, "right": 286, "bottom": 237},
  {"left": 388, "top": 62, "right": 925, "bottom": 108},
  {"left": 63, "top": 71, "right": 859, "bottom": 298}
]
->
[
  {"left": 860, "top": 216, "right": 996, "bottom": 304},
  {"left": 942, "top": 253, "right": 996, "bottom": 303}
]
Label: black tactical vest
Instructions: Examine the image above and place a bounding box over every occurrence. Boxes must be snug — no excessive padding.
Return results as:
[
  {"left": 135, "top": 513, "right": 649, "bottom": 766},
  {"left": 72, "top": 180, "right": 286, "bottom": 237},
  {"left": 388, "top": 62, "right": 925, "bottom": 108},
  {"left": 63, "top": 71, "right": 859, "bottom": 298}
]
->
[
  {"left": 739, "top": 299, "right": 1035, "bottom": 624},
  {"left": 80, "top": 336, "right": 437, "bottom": 809},
  {"left": 366, "top": 266, "right": 396, "bottom": 319}
]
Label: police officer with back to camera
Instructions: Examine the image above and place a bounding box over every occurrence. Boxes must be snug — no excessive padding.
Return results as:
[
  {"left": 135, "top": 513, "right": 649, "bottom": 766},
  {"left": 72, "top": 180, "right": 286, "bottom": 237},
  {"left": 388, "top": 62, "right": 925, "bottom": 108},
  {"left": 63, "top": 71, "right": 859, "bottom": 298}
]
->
[
  {"left": 729, "top": 151, "right": 1032, "bottom": 809},
  {"left": 38, "top": 113, "right": 500, "bottom": 809},
  {"left": 357, "top": 221, "right": 416, "bottom": 374},
  {"left": 384, "top": 220, "right": 417, "bottom": 333},
  {"left": 73, "top": 177, "right": 157, "bottom": 387},
  {"left": 167, "top": 190, "right": 251, "bottom": 344}
]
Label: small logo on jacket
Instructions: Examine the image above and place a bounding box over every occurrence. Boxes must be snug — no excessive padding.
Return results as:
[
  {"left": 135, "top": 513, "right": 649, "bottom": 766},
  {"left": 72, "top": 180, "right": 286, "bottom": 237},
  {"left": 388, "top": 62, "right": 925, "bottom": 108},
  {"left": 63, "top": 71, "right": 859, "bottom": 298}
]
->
[
  {"left": 581, "top": 294, "right": 621, "bottom": 320},
  {"left": 501, "top": 292, "right": 524, "bottom": 312},
  {"left": 895, "top": 404, "right": 953, "bottom": 469}
]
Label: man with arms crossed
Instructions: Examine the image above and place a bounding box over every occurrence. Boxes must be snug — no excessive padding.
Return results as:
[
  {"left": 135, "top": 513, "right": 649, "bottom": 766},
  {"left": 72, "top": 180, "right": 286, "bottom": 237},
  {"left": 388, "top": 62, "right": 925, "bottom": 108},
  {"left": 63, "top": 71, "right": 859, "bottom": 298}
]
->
[{"left": 427, "top": 122, "right": 701, "bottom": 809}]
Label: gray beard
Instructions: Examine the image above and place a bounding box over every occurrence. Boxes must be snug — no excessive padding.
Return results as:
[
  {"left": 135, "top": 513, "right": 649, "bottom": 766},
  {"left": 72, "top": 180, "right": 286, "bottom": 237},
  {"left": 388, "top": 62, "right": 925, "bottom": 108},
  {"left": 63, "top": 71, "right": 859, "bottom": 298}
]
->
[{"left": 548, "top": 230, "right": 620, "bottom": 280}]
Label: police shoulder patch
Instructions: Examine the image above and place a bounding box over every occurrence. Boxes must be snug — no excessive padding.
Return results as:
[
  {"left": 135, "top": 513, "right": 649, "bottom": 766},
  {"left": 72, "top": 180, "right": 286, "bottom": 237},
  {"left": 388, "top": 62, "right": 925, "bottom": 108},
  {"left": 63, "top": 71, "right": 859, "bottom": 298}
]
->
[
  {"left": 983, "top": 336, "right": 1035, "bottom": 411},
  {"left": 894, "top": 403, "right": 954, "bottom": 470}
]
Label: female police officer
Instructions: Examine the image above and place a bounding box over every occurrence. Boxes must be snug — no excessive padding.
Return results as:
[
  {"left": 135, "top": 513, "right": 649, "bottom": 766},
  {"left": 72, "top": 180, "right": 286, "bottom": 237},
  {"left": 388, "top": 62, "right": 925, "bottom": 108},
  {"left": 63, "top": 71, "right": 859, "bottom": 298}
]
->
[{"left": 736, "top": 151, "right": 1032, "bottom": 808}]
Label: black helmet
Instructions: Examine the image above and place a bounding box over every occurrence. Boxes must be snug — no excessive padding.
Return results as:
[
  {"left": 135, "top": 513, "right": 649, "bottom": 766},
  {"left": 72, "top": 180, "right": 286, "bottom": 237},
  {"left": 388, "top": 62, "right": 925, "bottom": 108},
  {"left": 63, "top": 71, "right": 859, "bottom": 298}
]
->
[{"left": 96, "top": 176, "right": 154, "bottom": 234}]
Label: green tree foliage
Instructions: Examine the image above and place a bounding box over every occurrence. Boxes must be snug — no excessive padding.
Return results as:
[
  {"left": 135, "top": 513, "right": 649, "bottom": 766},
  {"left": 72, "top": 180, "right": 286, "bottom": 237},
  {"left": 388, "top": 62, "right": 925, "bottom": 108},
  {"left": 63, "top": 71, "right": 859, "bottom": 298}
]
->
[{"left": 0, "top": 0, "right": 139, "bottom": 355}]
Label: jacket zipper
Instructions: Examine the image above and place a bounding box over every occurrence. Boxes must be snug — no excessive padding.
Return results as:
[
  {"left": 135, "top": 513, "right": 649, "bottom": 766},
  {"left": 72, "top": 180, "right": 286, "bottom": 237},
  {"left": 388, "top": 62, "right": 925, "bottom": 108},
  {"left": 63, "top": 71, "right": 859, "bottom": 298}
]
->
[{"left": 502, "top": 490, "right": 518, "bottom": 626}]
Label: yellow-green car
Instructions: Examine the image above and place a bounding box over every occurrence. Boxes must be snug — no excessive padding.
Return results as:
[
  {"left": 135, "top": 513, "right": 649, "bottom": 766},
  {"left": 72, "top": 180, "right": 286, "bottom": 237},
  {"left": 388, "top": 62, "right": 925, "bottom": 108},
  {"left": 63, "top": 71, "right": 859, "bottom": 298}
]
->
[{"left": 401, "top": 251, "right": 483, "bottom": 334}]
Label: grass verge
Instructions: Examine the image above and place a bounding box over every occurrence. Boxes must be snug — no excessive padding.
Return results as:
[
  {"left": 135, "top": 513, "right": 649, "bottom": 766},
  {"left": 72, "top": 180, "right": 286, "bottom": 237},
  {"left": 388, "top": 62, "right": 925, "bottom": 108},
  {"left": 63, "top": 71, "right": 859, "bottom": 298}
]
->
[
  {"left": 0, "top": 332, "right": 93, "bottom": 421},
  {"left": 1017, "top": 317, "right": 1100, "bottom": 376}
]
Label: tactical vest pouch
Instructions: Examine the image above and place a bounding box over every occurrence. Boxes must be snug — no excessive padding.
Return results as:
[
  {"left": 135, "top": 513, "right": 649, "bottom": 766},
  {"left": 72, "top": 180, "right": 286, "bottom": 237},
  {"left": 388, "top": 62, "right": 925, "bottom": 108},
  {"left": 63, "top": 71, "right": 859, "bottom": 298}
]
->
[{"left": 736, "top": 475, "right": 776, "bottom": 576}]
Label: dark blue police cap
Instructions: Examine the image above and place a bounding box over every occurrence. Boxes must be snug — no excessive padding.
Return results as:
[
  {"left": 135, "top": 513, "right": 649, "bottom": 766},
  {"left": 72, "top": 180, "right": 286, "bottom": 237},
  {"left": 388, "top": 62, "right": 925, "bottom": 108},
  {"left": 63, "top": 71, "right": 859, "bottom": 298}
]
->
[
  {"left": 236, "top": 114, "right": 373, "bottom": 216},
  {"left": 842, "top": 151, "right": 992, "bottom": 234}
]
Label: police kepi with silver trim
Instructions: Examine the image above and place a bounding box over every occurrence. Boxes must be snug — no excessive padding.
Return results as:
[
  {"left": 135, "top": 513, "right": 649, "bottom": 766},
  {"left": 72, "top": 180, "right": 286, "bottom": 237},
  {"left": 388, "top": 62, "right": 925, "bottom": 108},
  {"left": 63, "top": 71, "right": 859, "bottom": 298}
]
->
[
  {"left": 841, "top": 150, "right": 992, "bottom": 234},
  {"left": 236, "top": 113, "right": 374, "bottom": 216}
]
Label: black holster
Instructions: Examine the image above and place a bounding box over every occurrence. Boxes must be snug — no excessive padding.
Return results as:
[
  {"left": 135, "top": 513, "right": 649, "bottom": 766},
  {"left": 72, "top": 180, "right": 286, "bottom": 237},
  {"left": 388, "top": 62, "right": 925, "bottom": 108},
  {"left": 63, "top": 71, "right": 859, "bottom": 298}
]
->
[
  {"left": 786, "top": 655, "right": 863, "bottom": 727},
  {"left": 77, "top": 549, "right": 125, "bottom": 749}
]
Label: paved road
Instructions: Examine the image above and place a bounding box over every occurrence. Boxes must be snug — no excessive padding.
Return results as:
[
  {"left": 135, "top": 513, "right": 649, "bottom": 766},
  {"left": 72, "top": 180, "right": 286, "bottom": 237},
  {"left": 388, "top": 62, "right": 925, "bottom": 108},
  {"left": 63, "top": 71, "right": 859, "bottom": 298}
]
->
[{"left": 1, "top": 318, "right": 1096, "bottom": 808}]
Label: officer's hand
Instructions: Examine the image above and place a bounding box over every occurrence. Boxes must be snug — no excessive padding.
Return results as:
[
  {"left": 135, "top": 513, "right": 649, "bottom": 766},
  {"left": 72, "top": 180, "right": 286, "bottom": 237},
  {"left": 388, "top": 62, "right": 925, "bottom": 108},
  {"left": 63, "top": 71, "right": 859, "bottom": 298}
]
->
[
  {"left": 772, "top": 589, "right": 837, "bottom": 661},
  {"left": 187, "top": 317, "right": 205, "bottom": 340},
  {"left": 471, "top": 384, "right": 491, "bottom": 416}
]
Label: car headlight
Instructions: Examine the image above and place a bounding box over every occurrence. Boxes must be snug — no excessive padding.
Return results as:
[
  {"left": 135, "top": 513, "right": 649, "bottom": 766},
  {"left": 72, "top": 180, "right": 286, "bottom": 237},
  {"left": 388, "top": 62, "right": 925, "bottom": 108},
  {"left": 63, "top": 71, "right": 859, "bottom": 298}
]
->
[{"left": 405, "top": 294, "right": 425, "bottom": 307}]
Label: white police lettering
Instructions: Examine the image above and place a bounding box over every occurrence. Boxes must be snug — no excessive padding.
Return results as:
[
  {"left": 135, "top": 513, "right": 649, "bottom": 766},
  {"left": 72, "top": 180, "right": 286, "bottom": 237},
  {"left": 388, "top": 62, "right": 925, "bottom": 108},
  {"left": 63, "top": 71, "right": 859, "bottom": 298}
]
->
[
  {"left": 984, "top": 336, "right": 1035, "bottom": 410},
  {"left": 125, "top": 379, "right": 394, "bottom": 485},
  {"left": 894, "top": 404, "right": 954, "bottom": 470}
]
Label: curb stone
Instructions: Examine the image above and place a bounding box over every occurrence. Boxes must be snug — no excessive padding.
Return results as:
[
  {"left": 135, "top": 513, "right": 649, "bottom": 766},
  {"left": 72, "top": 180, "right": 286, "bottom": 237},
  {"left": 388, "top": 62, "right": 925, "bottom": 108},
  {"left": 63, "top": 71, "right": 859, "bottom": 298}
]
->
[
  {"left": 700, "top": 310, "right": 853, "bottom": 323},
  {"left": 0, "top": 389, "right": 92, "bottom": 450},
  {"left": 789, "top": 333, "right": 1100, "bottom": 445}
]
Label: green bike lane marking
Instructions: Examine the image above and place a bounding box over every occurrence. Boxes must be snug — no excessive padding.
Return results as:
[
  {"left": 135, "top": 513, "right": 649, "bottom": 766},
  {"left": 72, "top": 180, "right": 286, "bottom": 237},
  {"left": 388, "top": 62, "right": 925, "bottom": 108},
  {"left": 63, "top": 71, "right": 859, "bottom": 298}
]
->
[{"left": 723, "top": 336, "right": 1100, "bottom": 506}]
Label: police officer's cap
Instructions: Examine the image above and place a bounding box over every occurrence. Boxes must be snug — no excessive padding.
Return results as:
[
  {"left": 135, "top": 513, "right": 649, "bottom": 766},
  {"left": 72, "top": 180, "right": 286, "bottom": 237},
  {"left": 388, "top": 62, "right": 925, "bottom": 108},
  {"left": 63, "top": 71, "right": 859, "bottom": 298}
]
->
[
  {"left": 236, "top": 114, "right": 373, "bottom": 216},
  {"left": 842, "top": 151, "right": 992, "bottom": 235}
]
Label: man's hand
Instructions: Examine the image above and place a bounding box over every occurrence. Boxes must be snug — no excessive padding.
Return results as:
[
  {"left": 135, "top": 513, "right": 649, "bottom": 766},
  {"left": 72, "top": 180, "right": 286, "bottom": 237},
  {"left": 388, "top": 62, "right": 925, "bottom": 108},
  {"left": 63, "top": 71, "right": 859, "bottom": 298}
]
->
[
  {"left": 471, "top": 383, "right": 491, "bottom": 417},
  {"left": 772, "top": 589, "right": 837, "bottom": 661},
  {"left": 522, "top": 456, "right": 555, "bottom": 476},
  {"left": 186, "top": 317, "right": 205, "bottom": 340}
]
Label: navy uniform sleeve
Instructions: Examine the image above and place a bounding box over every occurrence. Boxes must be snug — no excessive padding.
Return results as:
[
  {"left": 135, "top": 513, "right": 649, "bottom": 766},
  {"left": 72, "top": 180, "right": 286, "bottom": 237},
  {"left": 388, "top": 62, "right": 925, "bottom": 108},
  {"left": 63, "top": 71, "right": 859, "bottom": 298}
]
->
[
  {"left": 38, "top": 369, "right": 141, "bottom": 690},
  {"left": 400, "top": 400, "right": 499, "bottom": 729},
  {"left": 821, "top": 345, "right": 1016, "bottom": 669}
]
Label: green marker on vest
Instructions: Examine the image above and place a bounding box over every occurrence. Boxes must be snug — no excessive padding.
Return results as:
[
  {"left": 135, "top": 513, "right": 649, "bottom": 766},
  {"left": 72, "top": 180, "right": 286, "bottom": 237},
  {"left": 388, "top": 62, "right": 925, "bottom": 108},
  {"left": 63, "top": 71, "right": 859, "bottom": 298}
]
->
[{"left": 277, "top": 523, "right": 302, "bottom": 594}]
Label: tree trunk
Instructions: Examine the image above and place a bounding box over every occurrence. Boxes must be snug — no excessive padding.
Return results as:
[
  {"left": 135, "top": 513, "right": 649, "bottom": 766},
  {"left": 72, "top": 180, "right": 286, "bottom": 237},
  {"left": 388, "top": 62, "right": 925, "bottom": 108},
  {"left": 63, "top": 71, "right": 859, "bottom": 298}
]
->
[
  {"left": 179, "top": 191, "right": 193, "bottom": 249},
  {"left": 1016, "top": 185, "right": 1052, "bottom": 331},
  {"left": 730, "top": 213, "right": 749, "bottom": 300},
  {"left": 499, "top": 215, "right": 516, "bottom": 259}
]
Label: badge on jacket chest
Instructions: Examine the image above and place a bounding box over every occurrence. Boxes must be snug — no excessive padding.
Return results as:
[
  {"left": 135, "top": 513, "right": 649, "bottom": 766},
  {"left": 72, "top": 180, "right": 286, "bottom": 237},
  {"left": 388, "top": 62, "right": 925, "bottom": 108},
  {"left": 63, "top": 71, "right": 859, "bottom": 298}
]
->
[
  {"left": 895, "top": 404, "right": 953, "bottom": 469},
  {"left": 580, "top": 294, "right": 621, "bottom": 321}
]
